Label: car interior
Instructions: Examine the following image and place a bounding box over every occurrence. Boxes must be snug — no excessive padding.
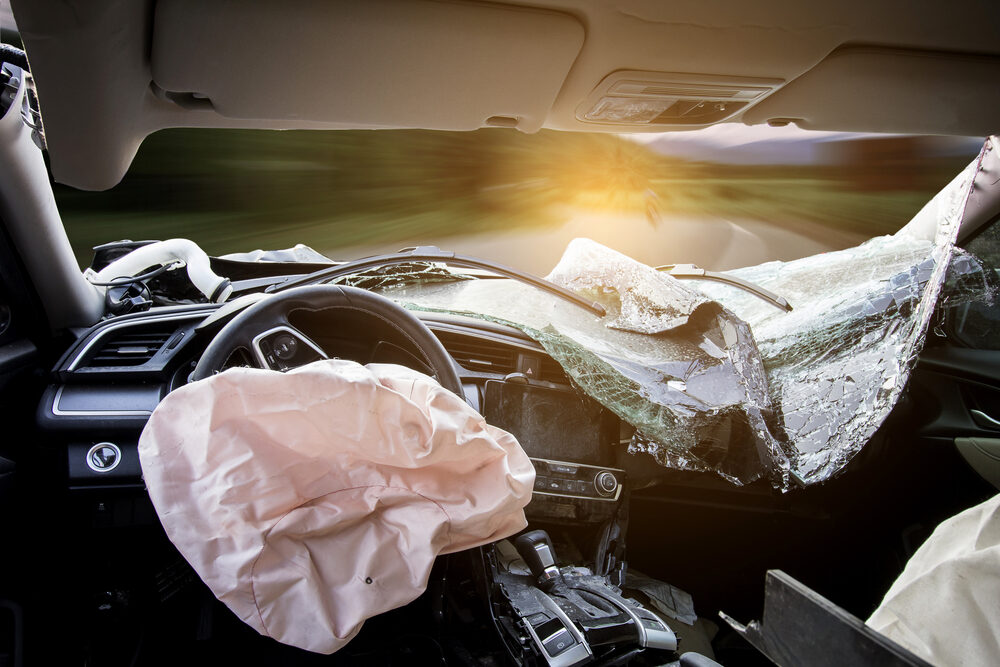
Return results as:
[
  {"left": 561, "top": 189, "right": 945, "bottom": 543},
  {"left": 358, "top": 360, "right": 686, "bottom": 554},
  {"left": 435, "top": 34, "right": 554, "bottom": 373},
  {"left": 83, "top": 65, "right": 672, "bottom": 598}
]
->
[{"left": 1, "top": 1, "right": 1000, "bottom": 665}]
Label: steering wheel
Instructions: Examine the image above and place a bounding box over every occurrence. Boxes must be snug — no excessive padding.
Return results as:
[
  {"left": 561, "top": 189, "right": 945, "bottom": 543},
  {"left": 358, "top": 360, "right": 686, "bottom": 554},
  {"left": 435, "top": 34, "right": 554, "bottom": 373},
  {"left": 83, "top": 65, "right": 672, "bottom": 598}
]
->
[{"left": 191, "top": 284, "right": 463, "bottom": 395}]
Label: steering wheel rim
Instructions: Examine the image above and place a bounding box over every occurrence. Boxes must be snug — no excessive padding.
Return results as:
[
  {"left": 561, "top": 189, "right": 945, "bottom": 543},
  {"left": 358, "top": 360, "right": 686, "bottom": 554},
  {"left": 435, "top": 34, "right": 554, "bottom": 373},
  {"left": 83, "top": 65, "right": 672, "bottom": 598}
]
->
[{"left": 191, "top": 284, "right": 463, "bottom": 395}]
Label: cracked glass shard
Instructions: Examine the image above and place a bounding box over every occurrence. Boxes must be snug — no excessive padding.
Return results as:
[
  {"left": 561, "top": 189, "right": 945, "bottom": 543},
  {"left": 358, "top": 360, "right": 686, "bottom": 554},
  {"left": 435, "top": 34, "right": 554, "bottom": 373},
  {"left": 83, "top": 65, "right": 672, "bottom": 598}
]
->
[
  {"left": 372, "top": 146, "right": 989, "bottom": 490},
  {"left": 377, "top": 239, "right": 790, "bottom": 488},
  {"left": 687, "top": 153, "right": 988, "bottom": 485},
  {"left": 328, "top": 261, "right": 475, "bottom": 291}
]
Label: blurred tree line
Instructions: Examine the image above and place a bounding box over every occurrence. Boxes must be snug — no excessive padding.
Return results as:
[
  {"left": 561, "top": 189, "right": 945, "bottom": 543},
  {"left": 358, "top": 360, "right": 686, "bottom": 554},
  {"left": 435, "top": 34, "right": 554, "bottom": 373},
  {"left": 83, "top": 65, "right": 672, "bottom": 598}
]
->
[{"left": 52, "top": 128, "right": 974, "bottom": 266}]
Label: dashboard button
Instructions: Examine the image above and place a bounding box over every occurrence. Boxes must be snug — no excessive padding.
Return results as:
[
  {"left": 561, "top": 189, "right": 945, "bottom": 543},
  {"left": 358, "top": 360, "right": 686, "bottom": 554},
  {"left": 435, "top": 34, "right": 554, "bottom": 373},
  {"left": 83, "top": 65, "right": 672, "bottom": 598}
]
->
[
  {"left": 526, "top": 612, "right": 550, "bottom": 627},
  {"left": 86, "top": 442, "right": 122, "bottom": 473},
  {"left": 542, "top": 629, "right": 577, "bottom": 657},
  {"left": 534, "top": 618, "right": 564, "bottom": 639},
  {"left": 549, "top": 462, "right": 579, "bottom": 475}
]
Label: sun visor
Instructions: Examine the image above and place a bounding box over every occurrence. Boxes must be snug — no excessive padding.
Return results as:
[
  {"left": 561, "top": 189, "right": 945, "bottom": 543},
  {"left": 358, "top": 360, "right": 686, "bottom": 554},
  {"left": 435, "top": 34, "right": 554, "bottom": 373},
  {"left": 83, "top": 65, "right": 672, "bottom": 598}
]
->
[
  {"left": 138, "top": 360, "right": 534, "bottom": 654},
  {"left": 150, "top": 0, "right": 584, "bottom": 133},
  {"left": 744, "top": 46, "right": 1000, "bottom": 135}
]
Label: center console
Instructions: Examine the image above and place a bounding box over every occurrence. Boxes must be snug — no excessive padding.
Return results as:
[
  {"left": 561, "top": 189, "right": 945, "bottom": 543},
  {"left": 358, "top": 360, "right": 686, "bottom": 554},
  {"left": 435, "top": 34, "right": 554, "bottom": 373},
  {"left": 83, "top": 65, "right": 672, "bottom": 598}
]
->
[
  {"left": 482, "top": 380, "right": 625, "bottom": 524},
  {"left": 479, "top": 382, "right": 720, "bottom": 665},
  {"left": 488, "top": 530, "right": 681, "bottom": 666}
]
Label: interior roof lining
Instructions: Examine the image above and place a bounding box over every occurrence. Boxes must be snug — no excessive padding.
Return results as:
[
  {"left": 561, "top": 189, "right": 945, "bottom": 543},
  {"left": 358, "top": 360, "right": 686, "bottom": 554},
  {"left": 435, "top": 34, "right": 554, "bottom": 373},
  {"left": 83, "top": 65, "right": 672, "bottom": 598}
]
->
[{"left": 9, "top": 0, "right": 1000, "bottom": 191}]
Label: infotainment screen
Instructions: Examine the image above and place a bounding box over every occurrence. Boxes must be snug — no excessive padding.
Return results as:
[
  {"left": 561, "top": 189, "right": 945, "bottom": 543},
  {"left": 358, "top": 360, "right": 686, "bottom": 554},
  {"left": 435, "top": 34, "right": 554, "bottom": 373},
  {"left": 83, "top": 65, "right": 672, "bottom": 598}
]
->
[{"left": 482, "top": 380, "right": 612, "bottom": 465}]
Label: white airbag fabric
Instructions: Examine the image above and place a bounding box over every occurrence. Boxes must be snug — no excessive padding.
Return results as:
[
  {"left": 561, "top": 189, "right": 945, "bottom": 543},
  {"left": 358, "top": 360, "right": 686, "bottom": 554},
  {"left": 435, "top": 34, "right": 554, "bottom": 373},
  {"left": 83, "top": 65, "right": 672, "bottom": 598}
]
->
[
  {"left": 868, "top": 493, "right": 1000, "bottom": 666},
  {"left": 138, "top": 360, "right": 535, "bottom": 654}
]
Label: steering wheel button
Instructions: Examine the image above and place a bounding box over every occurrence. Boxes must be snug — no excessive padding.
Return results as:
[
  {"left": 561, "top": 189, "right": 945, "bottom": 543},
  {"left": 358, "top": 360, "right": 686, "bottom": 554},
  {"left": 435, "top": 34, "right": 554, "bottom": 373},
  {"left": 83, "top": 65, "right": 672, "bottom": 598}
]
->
[
  {"left": 641, "top": 618, "right": 665, "bottom": 630},
  {"left": 272, "top": 334, "right": 298, "bottom": 360}
]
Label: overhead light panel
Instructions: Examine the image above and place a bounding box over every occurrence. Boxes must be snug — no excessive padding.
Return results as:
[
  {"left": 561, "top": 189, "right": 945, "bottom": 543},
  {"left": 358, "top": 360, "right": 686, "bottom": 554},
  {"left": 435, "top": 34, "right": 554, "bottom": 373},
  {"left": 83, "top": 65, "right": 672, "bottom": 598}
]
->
[{"left": 577, "top": 71, "right": 782, "bottom": 127}]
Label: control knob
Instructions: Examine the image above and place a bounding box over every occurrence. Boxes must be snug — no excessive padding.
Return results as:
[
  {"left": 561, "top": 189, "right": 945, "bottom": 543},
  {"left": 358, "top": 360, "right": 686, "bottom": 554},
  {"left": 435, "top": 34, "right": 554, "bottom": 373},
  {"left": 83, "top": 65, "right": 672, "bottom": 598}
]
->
[{"left": 595, "top": 470, "right": 618, "bottom": 497}]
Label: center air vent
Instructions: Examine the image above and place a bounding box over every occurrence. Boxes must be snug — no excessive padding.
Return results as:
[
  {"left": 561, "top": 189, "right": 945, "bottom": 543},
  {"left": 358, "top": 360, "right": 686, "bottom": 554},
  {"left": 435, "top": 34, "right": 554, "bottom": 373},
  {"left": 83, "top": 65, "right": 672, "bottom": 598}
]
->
[
  {"left": 433, "top": 329, "right": 571, "bottom": 384},
  {"left": 434, "top": 331, "right": 517, "bottom": 375},
  {"left": 83, "top": 324, "right": 175, "bottom": 368},
  {"left": 538, "top": 356, "right": 570, "bottom": 385}
]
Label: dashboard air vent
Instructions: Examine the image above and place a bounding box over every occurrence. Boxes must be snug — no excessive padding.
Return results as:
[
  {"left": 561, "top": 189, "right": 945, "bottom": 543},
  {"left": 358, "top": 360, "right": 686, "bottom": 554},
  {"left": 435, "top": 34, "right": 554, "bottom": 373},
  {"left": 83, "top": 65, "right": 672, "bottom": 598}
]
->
[
  {"left": 85, "top": 325, "right": 175, "bottom": 367},
  {"left": 434, "top": 331, "right": 517, "bottom": 375},
  {"left": 539, "top": 357, "right": 570, "bottom": 385}
]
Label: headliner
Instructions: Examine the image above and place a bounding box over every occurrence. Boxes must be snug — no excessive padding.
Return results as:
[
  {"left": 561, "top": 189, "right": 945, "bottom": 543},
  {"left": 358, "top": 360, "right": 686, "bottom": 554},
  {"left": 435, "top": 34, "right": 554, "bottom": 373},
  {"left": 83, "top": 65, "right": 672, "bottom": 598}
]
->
[{"left": 10, "top": 0, "right": 1000, "bottom": 190}]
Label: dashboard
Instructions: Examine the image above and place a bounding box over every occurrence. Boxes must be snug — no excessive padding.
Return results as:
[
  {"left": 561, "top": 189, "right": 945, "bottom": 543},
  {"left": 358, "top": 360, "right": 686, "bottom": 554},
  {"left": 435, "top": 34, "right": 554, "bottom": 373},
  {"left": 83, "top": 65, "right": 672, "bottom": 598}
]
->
[{"left": 37, "top": 301, "right": 632, "bottom": 526}]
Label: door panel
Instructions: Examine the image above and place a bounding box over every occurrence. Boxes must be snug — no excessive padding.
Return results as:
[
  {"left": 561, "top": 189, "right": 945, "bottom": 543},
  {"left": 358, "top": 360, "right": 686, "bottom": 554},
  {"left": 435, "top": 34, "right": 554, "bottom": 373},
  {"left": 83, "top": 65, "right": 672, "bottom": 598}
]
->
[{"left": 912, "top": 159, "right": 1000, "bottom": 488}]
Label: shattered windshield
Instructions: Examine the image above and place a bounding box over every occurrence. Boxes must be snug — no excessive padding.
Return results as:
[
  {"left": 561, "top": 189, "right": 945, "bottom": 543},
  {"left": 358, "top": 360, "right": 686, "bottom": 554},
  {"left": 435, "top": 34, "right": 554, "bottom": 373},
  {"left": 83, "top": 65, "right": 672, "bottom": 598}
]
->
[
  {"left": 365, "top": 149, "right": 995, "bottom": 489},
  {"left": 57, "top": 126, "right": 989, "bottom": 489}
]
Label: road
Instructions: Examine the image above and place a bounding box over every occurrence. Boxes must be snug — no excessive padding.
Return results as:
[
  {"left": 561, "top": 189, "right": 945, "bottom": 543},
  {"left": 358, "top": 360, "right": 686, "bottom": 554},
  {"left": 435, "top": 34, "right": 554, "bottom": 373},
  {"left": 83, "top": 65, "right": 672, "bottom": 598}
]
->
[{"left": 324, "top": 207, "right": 870, "bottom": 276}]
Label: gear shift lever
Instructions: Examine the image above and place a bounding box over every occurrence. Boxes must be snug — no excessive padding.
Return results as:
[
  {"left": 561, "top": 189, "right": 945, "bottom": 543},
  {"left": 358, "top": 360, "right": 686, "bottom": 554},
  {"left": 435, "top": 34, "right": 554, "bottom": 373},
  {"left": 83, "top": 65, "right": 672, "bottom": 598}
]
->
[
  {"left": 514, "top": 530, "right": 564, "bottom": 591},
  {"left": 503, "top": 530, "right": 680, "bottom": 662}
]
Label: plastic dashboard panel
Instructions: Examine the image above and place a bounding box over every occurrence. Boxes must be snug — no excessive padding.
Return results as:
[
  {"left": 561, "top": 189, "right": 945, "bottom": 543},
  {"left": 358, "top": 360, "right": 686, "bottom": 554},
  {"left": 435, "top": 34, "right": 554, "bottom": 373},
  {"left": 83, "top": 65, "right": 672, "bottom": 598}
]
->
[{"left": 39, "top": 306, "right": 628, "bottom": 519}]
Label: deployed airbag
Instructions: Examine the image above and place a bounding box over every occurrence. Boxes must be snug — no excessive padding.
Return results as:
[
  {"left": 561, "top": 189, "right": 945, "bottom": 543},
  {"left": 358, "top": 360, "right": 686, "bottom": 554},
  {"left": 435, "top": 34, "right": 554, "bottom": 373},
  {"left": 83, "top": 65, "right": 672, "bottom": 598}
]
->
[
  {"left": 868, "top": 493, "right": 1000, "bottom": 666},
  {"left": 138, "top": 360, "right": 534, "bottom": 654}
]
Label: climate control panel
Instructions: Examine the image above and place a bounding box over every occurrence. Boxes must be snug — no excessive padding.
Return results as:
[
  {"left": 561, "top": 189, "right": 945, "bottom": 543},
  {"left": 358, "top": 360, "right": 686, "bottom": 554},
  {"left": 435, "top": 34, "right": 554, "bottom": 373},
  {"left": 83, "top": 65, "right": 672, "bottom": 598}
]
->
[{"left": 527, "top": 458, "right": 625, "bottom": 523}]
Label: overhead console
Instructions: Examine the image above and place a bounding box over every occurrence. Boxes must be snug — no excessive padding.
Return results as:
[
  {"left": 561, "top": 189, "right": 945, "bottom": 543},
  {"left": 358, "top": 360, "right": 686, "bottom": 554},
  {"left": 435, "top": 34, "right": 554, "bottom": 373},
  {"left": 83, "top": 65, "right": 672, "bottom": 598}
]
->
[{"left": 576, "top": 70, "right": 782, "bottom": 128}]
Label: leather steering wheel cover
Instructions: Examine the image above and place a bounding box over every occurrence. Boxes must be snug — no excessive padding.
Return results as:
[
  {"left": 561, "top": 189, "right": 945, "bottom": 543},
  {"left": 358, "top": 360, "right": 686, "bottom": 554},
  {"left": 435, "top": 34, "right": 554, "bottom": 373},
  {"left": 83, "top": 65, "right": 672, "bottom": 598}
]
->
[{"left": 191, "top": 285, "right": 463, "bottom": 395}]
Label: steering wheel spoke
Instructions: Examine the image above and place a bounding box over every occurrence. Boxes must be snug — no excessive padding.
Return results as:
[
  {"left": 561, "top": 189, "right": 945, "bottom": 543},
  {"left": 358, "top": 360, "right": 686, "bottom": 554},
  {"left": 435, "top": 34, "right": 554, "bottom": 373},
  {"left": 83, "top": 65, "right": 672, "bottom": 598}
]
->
[
  {"left": 191, "top": 285, "right": 463, "bottom": 395},
  {"left": 250, "top": 320, "right": 328, "bottom": 371}
]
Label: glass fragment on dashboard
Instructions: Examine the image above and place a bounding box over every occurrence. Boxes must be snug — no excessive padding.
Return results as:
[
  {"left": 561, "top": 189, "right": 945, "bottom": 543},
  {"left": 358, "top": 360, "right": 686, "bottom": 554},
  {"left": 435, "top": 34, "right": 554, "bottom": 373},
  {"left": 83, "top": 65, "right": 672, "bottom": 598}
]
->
[
  {"left": 328, "top": 261, "right": 476, "bottom": 291},
  {"left": 377, "top": 151, "right": 989, "bottom": 490},
  {"left": 378, "top": 239, "right": 792, "bottom": 489},
  {"left": 685, "top": 156, "right": 990, "bottom": 486}
]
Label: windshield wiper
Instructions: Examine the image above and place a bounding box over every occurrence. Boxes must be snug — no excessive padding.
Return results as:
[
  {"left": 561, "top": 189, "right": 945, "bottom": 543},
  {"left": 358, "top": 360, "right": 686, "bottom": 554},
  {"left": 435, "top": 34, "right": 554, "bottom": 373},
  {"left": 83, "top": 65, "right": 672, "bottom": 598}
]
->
[
  {"left": 265, "top": 246, "right": 608, "bottom": 317},
  {"left": 656, "top": 263, "right": 793, "bottom": 312}
]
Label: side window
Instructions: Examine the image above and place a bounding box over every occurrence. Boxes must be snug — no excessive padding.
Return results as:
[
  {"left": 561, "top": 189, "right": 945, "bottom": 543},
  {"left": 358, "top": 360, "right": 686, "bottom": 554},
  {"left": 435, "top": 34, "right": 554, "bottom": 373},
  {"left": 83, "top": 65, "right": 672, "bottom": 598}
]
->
[
  {"left": 966, "top": 220, "right": 1000, "bottom": 269},
  {"left": 945, "top": 219, "right": 1000, "bottom": 349}
]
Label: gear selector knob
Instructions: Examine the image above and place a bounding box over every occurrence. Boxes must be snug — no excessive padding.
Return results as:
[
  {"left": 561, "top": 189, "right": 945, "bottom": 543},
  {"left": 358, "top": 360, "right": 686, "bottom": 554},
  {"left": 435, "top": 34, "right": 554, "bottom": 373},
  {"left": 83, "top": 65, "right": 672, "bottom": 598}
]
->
[{"left": 514, "top": 530, "right": 563, "bottom": 590}]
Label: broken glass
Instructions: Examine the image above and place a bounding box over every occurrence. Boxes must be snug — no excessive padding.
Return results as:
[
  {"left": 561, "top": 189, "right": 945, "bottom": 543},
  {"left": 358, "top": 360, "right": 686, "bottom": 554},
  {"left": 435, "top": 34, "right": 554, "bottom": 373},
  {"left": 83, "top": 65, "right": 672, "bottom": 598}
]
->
[
  {"left": 375, "top": 146, "right": 990, "bottom": 489},
  {"left": 328, "top": 262, "right": 476, "bottom": 291},
  {"left": 689, "top": 155, "right": 989, "bottom": 484},
  {"left": 376, "top": 239, "right": 791, "bottom": 488}
]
